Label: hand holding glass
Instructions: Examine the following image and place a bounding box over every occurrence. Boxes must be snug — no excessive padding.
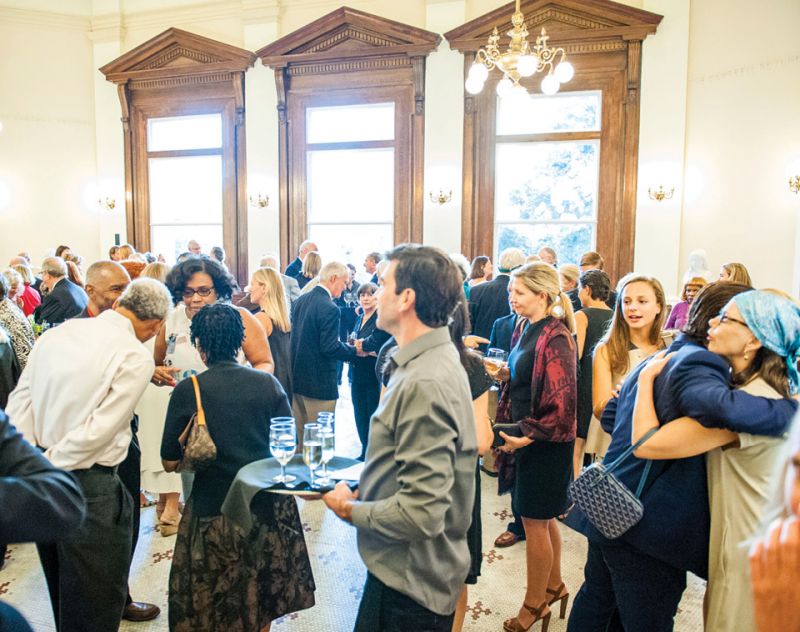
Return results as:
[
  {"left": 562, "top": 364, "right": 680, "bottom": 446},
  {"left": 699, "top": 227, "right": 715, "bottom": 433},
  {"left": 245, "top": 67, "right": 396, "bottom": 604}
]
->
[
  {"left": 484, "top": 348, "right": 508, "bottom": 378},
  {"left": 269, "top": 417, "right": 297, "bottom": 483}
]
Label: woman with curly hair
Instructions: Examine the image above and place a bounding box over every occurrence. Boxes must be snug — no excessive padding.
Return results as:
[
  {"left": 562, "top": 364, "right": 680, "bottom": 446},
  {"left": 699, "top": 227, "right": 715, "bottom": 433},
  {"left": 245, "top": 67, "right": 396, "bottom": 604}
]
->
[
  {"left": 150, "top": 258, "right": 273, "bottom": 527},
  {"left": 161, "top": 304, "right": 315, "bottom": 632}
]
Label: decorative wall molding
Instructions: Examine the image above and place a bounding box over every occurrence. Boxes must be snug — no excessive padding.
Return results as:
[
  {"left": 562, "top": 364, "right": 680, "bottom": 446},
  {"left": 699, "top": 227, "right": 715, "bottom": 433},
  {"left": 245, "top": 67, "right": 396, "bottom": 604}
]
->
[
  {"left": 526, "top": 8, "right": 621, "bottom": 31},
  {"left": 129, "top": 72, "right": 234, "bottom": 90},
  {"left": 0, "top": 6, "right": 89, "bottom": 32},
  {"left": 287, "top": 57, "right": 411, "bottom": 76},
  {"left": 133, "top": 45, "right": 224, "bottom": 70},
  {"left": 297, "top": 27, "right": 403, "bottom": 53}
]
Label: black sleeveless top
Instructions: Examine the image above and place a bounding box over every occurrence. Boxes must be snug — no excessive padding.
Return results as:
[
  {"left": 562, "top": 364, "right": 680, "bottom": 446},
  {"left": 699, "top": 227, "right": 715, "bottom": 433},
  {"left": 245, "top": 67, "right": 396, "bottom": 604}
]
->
[
  {"left": 508, "top": 316, "right": 551, "bottom": 423},
  {"left": 268, "top": 326, "right": 293, "bottom": 403},
  {"left": 576, "top": 307, "right": 613, "bottom": 428}
]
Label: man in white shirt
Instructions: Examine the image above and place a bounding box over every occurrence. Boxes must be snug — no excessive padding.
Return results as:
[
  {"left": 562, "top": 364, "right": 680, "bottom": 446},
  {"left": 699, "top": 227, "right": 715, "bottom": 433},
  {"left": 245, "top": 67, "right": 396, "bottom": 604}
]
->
[{"left": 6, "top": 278, "right": 172, "bottom": 632}]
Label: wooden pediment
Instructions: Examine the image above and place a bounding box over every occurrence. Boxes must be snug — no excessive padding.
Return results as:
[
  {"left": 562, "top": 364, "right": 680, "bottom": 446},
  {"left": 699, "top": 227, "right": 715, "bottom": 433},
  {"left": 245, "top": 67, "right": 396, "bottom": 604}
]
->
[
  {"left": 100, "top": 28, "right": 256, "bottom": 84},
  {"left": 444, "top": 0, "right": 662, "bottom": 53},
  {"left": 257, "top": 7, "right": 441, "bottom": 68}
]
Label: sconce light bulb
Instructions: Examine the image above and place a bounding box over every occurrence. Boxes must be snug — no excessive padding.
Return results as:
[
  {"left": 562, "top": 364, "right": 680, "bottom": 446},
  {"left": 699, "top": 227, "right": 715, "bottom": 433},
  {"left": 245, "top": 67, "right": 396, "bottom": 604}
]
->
[
  {"left": 554, "top": 61, "right": 574, "bottom": 83},
  {"left": 468, "top": 62, "right": 489, "bottom": 83},
  {"left": 517, "top": 55, "right": 537, "bottom": 77},
  {"left": 465, "top": 76, "right": 485, "bottom": 95},
  {"left": 496, "top": 77, "right": 514, "bottom": 97},
  {"left": 541, "top": 73, "right": 560, "bottom": 95}
]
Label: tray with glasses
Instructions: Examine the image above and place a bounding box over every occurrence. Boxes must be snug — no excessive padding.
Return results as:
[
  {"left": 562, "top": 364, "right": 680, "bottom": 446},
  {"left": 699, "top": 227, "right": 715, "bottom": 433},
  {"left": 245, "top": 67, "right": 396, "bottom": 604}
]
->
[{"left": 251, "top": 454, "right": 363, "bottom": 495}]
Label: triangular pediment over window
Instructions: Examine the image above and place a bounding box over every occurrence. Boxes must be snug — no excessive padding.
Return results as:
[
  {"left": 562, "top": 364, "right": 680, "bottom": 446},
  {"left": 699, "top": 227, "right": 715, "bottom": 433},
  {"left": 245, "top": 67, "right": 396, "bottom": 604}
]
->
[
  {"left": 100, "top": 27, "right": 256, "bottom": 84},
  {"left": 257, "top": 7, "right": 440, "bottom": 68},
  {"left": 444, "top": 0, "right": 661, "bottom": 54}
]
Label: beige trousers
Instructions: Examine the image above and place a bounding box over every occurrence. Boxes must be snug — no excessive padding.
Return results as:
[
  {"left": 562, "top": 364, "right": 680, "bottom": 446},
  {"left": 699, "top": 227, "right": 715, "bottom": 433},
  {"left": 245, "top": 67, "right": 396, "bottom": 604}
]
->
[{"left": 291, "top": 394, "right": 336, "bottom": 448}]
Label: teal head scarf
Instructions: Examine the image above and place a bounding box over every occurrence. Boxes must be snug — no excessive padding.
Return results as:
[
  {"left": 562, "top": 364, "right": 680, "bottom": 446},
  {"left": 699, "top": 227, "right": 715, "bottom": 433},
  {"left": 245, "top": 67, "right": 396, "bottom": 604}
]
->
[{"left": 732, "top": 290, "right": 800, "bottom": 395}]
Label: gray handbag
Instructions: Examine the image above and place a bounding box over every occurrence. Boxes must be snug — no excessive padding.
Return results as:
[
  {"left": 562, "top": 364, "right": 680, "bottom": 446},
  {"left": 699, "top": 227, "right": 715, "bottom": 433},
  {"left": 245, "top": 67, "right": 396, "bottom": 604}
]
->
[{"left": 568, "top": 427, "right": 657, "bottom": 539}]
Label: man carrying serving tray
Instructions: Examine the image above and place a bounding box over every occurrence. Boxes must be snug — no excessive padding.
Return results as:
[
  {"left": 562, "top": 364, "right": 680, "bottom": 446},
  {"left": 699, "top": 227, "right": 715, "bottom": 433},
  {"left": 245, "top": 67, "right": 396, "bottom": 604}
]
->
[{"left": 323, "top": 244, "right": 478, "bottom": 632}]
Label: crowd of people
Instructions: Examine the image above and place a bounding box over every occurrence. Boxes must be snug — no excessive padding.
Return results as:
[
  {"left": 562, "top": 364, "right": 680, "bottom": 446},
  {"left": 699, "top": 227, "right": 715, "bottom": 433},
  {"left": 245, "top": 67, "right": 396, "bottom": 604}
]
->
[{"left": 0, "top": 238, "right": 799, "bottom": 632}]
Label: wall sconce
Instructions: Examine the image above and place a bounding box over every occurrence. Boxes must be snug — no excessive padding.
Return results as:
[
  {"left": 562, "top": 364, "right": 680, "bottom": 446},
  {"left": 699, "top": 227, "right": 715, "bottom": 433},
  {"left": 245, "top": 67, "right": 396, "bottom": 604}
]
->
[
  {"left": 98, "top": 196, "right": 116, "bottom": 211},
  {"left": 429, "top": 189, "right": 453, "bottom": 205},
  {"left": 790, "top": 175, "right": 800, "bottom": 194},
  {"left": 647, "top": 185, "right": 674, "bottom": 202},
  {"left": 249, "top": 193, "right": 269, "bottom": 208}
]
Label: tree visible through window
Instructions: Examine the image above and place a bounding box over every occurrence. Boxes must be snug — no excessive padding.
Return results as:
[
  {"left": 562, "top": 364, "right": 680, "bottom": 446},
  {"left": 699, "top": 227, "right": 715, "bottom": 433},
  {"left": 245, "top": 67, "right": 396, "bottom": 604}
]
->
[{"left": 495, "top": 91, "right": 600, "bottom": 265}]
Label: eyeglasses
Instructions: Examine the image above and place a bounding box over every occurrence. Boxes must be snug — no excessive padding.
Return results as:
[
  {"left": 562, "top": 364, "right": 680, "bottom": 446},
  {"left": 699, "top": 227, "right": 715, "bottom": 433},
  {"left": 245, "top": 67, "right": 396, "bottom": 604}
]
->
[
  {"left": 718, "top": 312, "right": 748, "bottom": 328},
  {"left": 182, "top": 286, "right": 215, "bottom": 299}
]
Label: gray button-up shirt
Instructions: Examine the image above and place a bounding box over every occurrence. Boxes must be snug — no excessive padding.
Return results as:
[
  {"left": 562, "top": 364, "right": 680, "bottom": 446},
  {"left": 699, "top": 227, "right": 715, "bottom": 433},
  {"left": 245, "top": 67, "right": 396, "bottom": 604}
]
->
[{"left": 350, "top": 326, "right": 477, "bottom": 615}]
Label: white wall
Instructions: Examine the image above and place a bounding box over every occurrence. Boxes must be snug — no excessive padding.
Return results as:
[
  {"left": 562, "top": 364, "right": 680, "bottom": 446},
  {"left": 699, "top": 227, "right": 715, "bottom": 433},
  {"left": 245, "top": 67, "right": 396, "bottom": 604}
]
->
[
  {"left": 0, "top": 0, "right": 797, "bottom": 295},
  {"left": 0, "top": 9, "right": 98, "bottom": 264}
]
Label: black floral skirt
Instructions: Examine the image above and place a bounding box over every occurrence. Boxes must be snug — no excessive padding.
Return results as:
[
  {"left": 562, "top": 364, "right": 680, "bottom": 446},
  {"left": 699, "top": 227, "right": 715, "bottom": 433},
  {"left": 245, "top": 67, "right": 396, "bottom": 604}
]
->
[{"left": 168, "top": 495, "right": 316, "bottom": 632}]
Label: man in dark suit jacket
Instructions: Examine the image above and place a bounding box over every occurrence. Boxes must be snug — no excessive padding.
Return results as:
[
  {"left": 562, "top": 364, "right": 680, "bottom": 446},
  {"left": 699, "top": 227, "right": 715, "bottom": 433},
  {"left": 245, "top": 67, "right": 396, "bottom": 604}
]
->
[
  {"left": 33, "top": 257, "right": 87, "bottom": 325},
  {"left": 290, "top": 261, "right": 355, "bottom": 444},
  {"left": 468, "top": 247, "right": 526, "bottom": 347},
  {"left": 567, "top": 283, "right": 797, "bottom": 632},
  {"left": 284, "top": 240, "right": 318, "bottom": 279}
]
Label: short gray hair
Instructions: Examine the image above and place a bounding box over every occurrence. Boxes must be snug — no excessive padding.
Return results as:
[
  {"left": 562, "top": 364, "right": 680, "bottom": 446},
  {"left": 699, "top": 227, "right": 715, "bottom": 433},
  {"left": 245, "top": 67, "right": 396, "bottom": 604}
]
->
[
  {"left": 260, "top": 254, "right": 280, "bottom": 269},
  {"left": 319, "top": 261, "right": 348, "bottom": 282},
  {"left": 41, "top": 256, "right": 67, "bottom": 278},
  {"left": 117, "top": 278, "right": 172, "bottom": 321},
  {"left": 498, "top": 248, "right": 526, "bottom": 272}
]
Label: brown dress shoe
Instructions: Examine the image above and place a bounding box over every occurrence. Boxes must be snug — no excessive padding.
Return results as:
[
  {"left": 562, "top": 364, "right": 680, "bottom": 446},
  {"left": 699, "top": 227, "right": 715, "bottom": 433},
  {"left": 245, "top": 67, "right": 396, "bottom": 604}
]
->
[
  {"left": 494, "top": 530, "right": 523, "bottom": 548},
  {"left": 122, "top": 601, "right": 160, "bottom": 622}
]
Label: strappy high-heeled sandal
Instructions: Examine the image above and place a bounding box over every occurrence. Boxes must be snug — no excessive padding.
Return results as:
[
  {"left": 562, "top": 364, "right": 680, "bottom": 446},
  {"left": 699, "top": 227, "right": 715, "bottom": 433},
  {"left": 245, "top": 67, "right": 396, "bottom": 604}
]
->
[
  {"left": 502, "top": 601, "right": 551, "bottom": 632},
  {"left": 546, "top": 582, "right": 570, "bottom": 619}
]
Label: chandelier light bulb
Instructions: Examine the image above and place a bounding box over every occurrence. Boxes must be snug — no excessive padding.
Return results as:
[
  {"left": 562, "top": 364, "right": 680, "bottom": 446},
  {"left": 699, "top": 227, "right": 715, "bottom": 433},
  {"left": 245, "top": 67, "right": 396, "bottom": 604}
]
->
[
  {"left": 554, "top": 61, "right": 575, "bottom": 83},
  {"left": 468, "top": 62, "right": 489, "bottom": 83},
  {"left": 517, "top": 55, "right": 537, "bottom": 77},
  {"left": 541, "top": 73, "right": 560, "bottom": 95},
  {"left": 465, "top": 76, "right": 485, "bottom": 95},
  {"left": 496, "top": 77, "right": 514, "bottom": 97}
]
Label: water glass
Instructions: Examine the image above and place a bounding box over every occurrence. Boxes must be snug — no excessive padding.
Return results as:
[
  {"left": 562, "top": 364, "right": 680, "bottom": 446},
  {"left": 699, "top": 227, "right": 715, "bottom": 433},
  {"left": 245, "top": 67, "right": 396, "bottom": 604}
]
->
[
  {"left": 316, "top": 413, "right": 335, "bottom": 485},
  {"left": 303, "top": 424, "right": 323, "bottom": 486},
  {"left": 269, "top": 417, "right": 297, "bottom": 483}
]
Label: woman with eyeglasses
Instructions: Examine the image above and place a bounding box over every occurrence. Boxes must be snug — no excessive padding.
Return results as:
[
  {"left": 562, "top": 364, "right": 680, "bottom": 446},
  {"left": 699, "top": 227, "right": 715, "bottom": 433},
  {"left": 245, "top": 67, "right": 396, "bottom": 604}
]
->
[
  {"left": 631, "top": 290, "right": 800, "bottom": 632},
  {"left": 149, "top": 258, "right": 274, "bottom": 530}
]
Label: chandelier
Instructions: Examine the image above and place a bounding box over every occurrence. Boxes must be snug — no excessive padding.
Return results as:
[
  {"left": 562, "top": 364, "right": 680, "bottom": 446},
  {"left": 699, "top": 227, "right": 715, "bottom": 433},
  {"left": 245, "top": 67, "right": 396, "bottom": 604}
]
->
[{"left": 465, "top": 0, "right": 574, "bottom": 99}]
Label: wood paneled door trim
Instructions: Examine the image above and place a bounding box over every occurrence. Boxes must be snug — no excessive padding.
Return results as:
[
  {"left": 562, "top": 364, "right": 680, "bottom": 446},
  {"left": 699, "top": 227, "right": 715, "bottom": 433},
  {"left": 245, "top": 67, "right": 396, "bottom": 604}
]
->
[
  {"left": 445, "top": 0, "right": 662, "bottom": 282},
  {"left": 256, "top": 7, "right": 440, "bottom": 267},
  {"left": 100, "top": 28, "right": 256, "bottom": 285}
]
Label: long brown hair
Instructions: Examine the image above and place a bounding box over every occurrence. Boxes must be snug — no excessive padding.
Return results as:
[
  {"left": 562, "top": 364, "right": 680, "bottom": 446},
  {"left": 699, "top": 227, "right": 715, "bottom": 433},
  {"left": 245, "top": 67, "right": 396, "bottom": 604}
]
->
[{"left": 599, "top": 274, "right": 666, "bottom": 377}]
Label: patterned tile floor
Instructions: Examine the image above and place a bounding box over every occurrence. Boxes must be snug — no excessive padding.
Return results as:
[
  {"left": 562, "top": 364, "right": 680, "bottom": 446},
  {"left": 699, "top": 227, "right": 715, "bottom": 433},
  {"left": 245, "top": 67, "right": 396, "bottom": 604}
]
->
[{"left": 1, "top": 380, "right": 705, "bottom": 631}]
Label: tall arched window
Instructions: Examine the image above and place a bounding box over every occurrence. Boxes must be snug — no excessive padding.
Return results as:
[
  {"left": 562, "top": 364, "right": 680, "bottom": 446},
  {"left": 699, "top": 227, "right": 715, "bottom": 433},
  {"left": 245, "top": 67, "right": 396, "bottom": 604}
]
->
[
  {"left": 101, "top": 28, "right": 255, "bottom": 283},
  {"left": 257, "top": 7, "right": 440, "bottom": 266},
  {"left": 445, "top": 0, "right": 661, "bottom": 280}
]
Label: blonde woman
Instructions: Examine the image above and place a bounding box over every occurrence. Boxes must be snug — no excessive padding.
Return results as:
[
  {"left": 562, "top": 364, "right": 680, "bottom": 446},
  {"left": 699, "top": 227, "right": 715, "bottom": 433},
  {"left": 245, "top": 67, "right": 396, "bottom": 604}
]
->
[
  {"left": 720, "top": 261, "right": 753, "bottom": 286},
  {"left": 494, "top": 262, "right": 577, "bottom": 632},
  {"left": 118, "top": 243, "right": 136, "bottom": 261},
  {"left": 589, "top": 275, "right": 668, "bottom": 457},
  {"left": 248, "top": 266, "right": 293, "bottom": 401},
  {"left": 297, "top": 251, "right": 321, "bottom": 290}
]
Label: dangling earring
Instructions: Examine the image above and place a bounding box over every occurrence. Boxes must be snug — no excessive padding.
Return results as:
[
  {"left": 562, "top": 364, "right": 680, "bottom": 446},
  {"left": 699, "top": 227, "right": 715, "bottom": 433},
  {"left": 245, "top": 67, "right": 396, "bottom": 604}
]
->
[{"left": 743, "top": 347, "right": 750, "bottom": 361}]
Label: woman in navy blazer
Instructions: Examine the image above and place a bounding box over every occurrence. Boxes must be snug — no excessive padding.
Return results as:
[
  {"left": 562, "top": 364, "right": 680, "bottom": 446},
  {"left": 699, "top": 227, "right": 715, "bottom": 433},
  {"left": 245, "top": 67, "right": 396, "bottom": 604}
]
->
[{"left": 349, "top": 283, "right": 390, "bottom": 460}]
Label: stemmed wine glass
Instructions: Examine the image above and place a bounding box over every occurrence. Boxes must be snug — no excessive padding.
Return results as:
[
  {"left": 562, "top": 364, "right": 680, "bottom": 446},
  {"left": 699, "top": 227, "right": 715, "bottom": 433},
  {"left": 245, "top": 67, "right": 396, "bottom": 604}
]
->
[
  {"left": 269, "top": 417, "right": 297, "bottom": 483},
  {"left": 316, "top": 412, "right": 335, "bottom": 485},
  {"left": 484, "top": 347, "right": 508, "bottom": 390},
  {"left": 303, "top": 424, "right": 323, "bottom": 487}
]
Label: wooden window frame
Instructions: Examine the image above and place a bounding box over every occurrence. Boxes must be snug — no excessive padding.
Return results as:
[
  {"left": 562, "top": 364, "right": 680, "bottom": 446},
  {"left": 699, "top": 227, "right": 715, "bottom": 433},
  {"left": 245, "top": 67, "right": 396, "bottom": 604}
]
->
[
  {"left": 445, "top": 0, "right": 662, "bottom": 282},
  {"left": 256, "top": 7, "right": 440, "bottom": 267},
  {"left": 100, "top": 28, "right": 256, "bottom": 284}
]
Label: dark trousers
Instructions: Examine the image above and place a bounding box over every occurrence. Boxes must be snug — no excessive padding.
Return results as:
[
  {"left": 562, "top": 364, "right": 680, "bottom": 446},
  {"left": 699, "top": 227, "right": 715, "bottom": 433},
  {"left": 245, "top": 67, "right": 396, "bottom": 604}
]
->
[
  {"left": 37, "top": 467, "right": 132, "bottom": 632},
  {"left": 354, "top": 573, "right": 455, "bottom": 632},
  {"left": 116, "top": 419, "right": 141, "bottom": 606},
  {"left": 567, "top": 541, "right": 686, "bottom": 632},
  {"left": 351, "top": 380, "right": 380, "bottom": 460}
]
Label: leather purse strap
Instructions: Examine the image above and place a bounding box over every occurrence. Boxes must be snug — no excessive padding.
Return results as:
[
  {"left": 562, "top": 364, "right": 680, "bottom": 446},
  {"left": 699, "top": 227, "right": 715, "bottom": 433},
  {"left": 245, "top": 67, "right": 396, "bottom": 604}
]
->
[{"left": 190, "top": 375, "right": 206, "bottom": 427}]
